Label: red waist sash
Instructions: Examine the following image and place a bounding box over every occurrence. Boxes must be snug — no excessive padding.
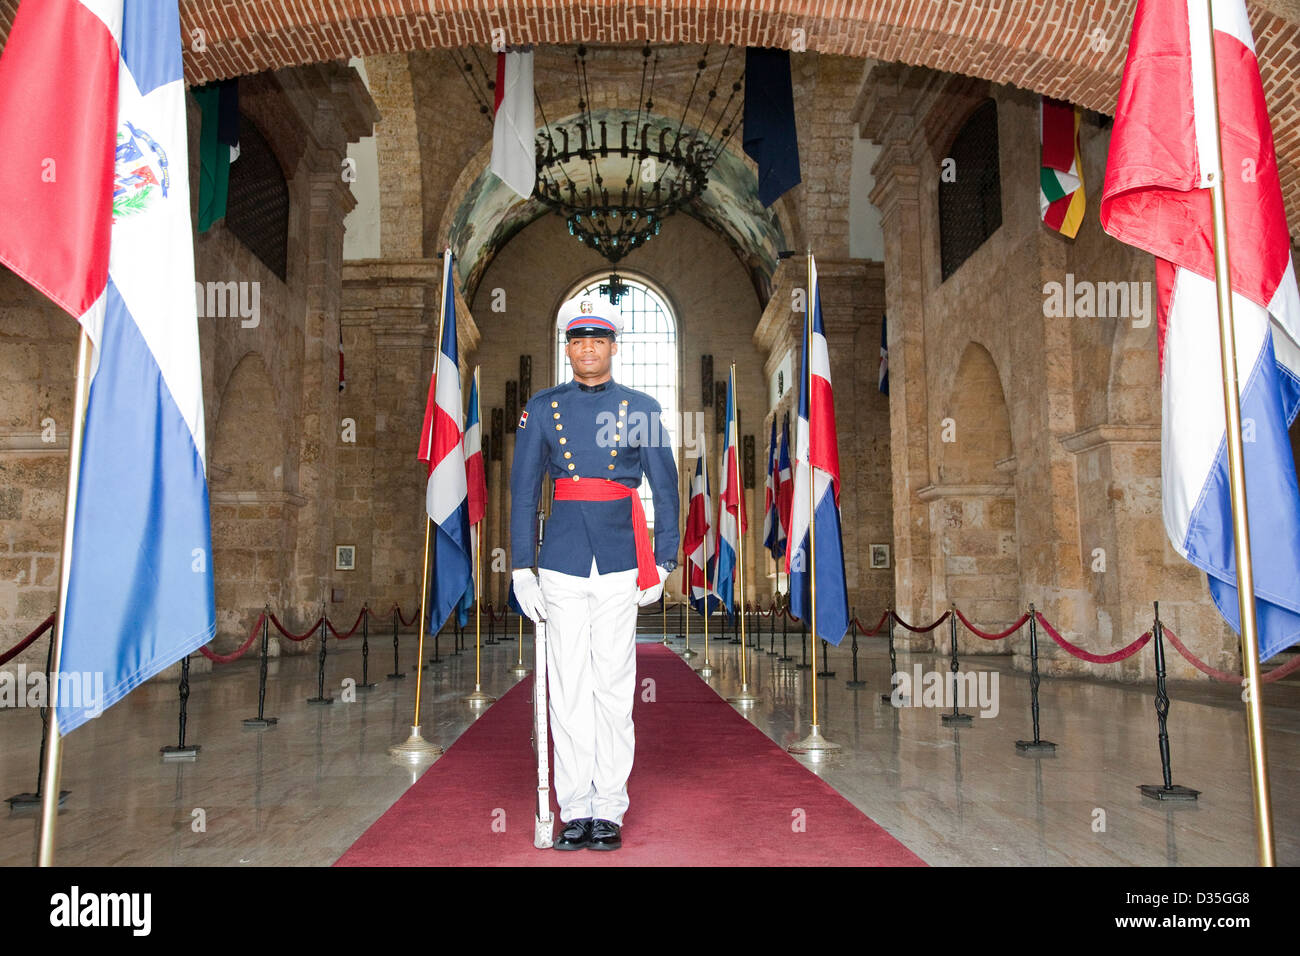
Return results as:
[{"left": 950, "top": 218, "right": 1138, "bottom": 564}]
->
[{"left": 553, "top": 477, "right": 658, "bottom": 589}]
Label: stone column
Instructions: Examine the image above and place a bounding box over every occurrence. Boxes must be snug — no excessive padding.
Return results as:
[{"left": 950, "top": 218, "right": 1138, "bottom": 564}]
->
[{"left": 865, "top": 88, "right": 936, "bottom": 650}]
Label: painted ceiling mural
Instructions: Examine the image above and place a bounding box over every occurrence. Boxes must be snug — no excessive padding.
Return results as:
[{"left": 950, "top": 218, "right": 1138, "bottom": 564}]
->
[{"left": 447, "top": 108, "right": 788, "bottom": 303}]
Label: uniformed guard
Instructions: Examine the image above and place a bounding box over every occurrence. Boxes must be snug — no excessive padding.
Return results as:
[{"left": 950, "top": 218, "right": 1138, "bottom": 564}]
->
[{"left": 510, "top": 300, "right": 680, "bottom": 851}]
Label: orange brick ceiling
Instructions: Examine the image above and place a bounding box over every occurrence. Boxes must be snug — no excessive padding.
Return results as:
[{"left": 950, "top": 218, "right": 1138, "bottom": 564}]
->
[{"left": 0, "top": 0, "right": 1297, "bottom": 229}]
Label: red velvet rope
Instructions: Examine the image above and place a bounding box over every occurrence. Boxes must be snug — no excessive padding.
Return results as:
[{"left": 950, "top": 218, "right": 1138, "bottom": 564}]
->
[
  {"left": 955, "top": 608, "right": 1031, "bottom": 641},
  {"left": 1034, "top": 611, "right": 1151, "bottom": 663},
  {"left": 1160, "top": 625, "right": 1300, "bottom": 684},
  {"left": 890, "top": 610, "right": 952, "bottom": 633},
  {"left": 199, "top": 613, "right": 266, "bottom": 664},
  {"left": 853, "top": 610, "right": 891, "bottom": 637},
  {"left": 269, "top": 613, "right": 323, "bottom": 642},
  {"left": 326, "top": 607, "right": 366, "bottom": 640},
  {"left": 0, "top": 613, "right": 55, "bottom": 666},
  {"left": 392, "top": 604, "right": 419, "bottom": 627}
]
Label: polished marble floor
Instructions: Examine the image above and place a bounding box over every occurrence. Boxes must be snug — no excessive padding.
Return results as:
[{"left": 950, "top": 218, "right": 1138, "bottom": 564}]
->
[{"left": 1, "top": 617, "right": 1296, "bottom": 866}]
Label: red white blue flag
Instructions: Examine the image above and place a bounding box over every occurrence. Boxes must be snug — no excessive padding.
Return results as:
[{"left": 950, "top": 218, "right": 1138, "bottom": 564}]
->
[
  {"left": 0, "top": 0, "right": 214, "bottom": 732},
  {"left": 785, "top": 254, "right": 850, "bottom": 645},
  {"left": 683, "top": 433, "right": 719, "bottom": 616},
  {"left": 715, "top": 368, "right": 747, "bottom": 616},
  {"left": 763, "top": 418, "right": 781, "bottom": 559},
  {"left": 418, "top": 250, "right": 472, "bottom": 632},
  {"left": 776, "top": 414, "right": 792, "bottom": 549},
  {"left": 1100, "top": 0, "right": 1300, "bottom": 661}
]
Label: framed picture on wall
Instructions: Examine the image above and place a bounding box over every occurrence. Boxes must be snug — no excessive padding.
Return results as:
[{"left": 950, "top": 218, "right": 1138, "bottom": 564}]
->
[
  {"left": 335, "top": 545, "right": 356, "bottom": 571},
  {"left": 870, "top": 544, "right": 890, "bottom": 570}
]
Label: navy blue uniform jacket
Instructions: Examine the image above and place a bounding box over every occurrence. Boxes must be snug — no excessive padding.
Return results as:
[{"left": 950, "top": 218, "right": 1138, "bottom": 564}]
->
[{"left": 510, "top": 379, "right": 680, "bottom": 576}]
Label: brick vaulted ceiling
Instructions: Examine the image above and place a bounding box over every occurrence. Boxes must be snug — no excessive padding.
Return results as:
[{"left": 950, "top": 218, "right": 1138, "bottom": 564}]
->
[{"left": 0, "top": 0, "right": 1298, "bottom": 225}]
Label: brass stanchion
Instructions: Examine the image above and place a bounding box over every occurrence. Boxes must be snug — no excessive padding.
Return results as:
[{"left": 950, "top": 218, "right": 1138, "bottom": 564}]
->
[
  {"left": 464, "top": 517, "right": 496, "bottom": 706},
  {"left": 510, "top": 611, "right": 530, "bottom": 677},
  {"left": 695, "top": 602, "right": 715, "bottom": 678},
  {"left": 682, "top": 598, "right": 697, "bottom": 659},
  {"left": 789, "top": 252, "right": 838, "bottom": 755},
  {"left": 725, "top": 364, "right": 760, "bottom": 706},
  {"left": 390, "top": 517, "right": 443, "bottom": 763}
]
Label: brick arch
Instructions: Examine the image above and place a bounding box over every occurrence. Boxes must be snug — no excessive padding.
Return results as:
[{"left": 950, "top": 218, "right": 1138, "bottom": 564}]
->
[
  {"left": 1, "top": 1, "right": 1295, "bottom": 223},
  {"left": 5, "top": 2, "right": 1294, "bottom": 217},
  {"left": 1, "top": 2, "right": 1296, "bottom": 223}
]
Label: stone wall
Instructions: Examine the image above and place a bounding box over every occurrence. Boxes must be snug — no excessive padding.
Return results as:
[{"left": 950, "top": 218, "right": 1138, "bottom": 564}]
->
[{"left": 861, "top": 65, "right": 1235, "bottom": 678}]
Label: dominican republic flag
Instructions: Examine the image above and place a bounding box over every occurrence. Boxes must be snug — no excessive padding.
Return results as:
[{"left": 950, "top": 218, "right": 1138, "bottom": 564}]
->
[
  {"left": 418, "top": 250, "right": 473, "bottom": 633},
  {"left": 1040, "top": 96, "right": 1086, "bottom": 239},
  {"left": 456, "top": 367, "right": 487, "bottom": 624},
  {"left": 1101, "top": 0, "right": 1300, "bottom": 662},
  {"left": 878, "top": 315, "right": 889, "bottom": 395},
  {"left": 0, "top": 0, "right": 215, "bottom": 733},
  {"left": 777, "top": 413, "right": 793, "bottom": 546},
  {"left": 490, "top": 48, "right": 535, "bottom": 200},
  {"left": 763, "top": 418, "right": 780, "bottom": 559},
  {"left": 683, "top": 434, "right": 720, "bottom": 616},
  {"left": 715, "top": 367, "right": 748, "bottom": 616},
  {"left": 785, "top": 255, "right": 850, "bottom": 645}
]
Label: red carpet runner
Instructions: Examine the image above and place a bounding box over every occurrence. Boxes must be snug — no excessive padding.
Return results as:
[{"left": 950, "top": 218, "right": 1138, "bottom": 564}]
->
[{"left": 336, "top": 644, "right": 925, "bottom": 866}]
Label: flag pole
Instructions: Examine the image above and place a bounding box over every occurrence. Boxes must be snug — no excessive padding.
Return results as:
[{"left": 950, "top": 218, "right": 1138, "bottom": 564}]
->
[
  {"left": 37, "top": 329, "right": 93, "bottom": 866},
  {"left": 1202, "top": 0, "right": 1274, "bottom": 865},
  {"left": 391, "top": 250, "right": 457, "bottom": 762},
  {"left": 727, "top": 364, "right": 759, "bottom": 705},
  {"left": 465, "top": 367, "right": 494, "bottom": 706},
  {"left": 790, "top": 251, "right": 839, "bottom": 755},
  {"left": 696, "top": 457, "right": 715, "bottom": 678}
]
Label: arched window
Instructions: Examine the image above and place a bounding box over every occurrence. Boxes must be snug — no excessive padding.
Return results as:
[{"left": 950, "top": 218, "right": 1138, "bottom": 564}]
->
[
  {"left": 555, "top": 276, "right": 678, "bottom": 526},
  {"left": 938, "top": 98, "right": 1002, "bottom": 281},
  {"left": 226, "top": 115, "right": 289, "bottom": 280}
]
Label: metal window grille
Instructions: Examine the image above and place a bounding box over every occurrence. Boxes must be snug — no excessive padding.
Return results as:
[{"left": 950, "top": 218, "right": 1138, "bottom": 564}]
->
[
  {"left": 556, "top": 279, "right": 677, "bottom": 527},
  {"left": 938, "top": 98, "right": 1002, "bottom": 282}
]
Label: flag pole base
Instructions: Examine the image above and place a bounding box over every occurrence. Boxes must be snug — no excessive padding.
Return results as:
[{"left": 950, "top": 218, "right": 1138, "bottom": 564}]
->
[
  {"left": 387, "top": 671, "right": 406, "bottom": 680},
  {"left": 242, "top": 717, "right": 279, "bottom": 729},
  {"left": 389, "top": 726, "right": 443, "bottom": 764},
  {"left": 7, "top": 790, "right": 69, "bottom": 811},
  {"left": 695, "top": 661, "right": 715, "bottom": 678},
  {"left": 788, "top": 725, "right": 841, "bottom": 756},
  {"left": 846, "top": 680, "right": 866, "bottom": 688},
  {"left": 726, "top": 684, "right": 761, "bottom": 706},
  {"left": 1139, "top": 784, "right": 1200, "bottom": 802},
  {"left": 510, "top": 664, "right": 531, "bottom": 678},
  {"left": 306, "top": 696, "right": 334, "bottom": 705},
  {"left": 356, "top": 681, "right": 377, "bottom": 691},
  {"left": 463, "top": 687, "right": 497, "bottom": 706},
  {"left": 161, "top": 745, "right": 200, "bottom": 762},
  {"left": 1015, "top": 739, "right": 1057, "bottom": 754},
  {"left": 681, "top": 648, "right": 698, "bottom": 660},
  {"left": 941, "top": 712, "right": 973, "bottom": 725}
]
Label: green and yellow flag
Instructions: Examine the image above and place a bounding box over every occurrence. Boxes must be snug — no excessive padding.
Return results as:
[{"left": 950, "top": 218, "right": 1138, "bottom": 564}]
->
[{"left": 1040, "top": 96, "right": 1085, "bottom": 238}]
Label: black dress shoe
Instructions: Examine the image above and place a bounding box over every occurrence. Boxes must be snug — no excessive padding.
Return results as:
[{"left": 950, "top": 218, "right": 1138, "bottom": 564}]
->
[
  {"left": 588, "top": 819, "right": 622, "bottom": 851},
  {"left": 553, "top": 818, "right": 593, "bottom": 850}
]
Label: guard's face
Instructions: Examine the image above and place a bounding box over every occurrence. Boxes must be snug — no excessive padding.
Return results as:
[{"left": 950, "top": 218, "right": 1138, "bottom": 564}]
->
[{"left": 566, "top": 335, "right": 617, "bottom": 379}]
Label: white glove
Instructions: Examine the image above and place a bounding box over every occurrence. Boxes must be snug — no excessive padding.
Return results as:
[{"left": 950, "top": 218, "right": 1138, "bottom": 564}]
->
[
  {"left": 636, "top": 564, "right": 672, "bottom": 607},
  {"left": 512, "top": 569, "right": 547, "bottom": 623}
]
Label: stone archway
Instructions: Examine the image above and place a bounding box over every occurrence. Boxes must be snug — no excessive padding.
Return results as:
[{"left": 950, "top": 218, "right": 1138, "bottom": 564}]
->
[
  {"left": 209, "top": 352, "right": 303, "bottom": 650},
  {"left": 923, "top": 341, "right": 1020, "bottom": 654}
]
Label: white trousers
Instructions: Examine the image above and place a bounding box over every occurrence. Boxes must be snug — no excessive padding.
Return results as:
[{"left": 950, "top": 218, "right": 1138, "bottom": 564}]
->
[{"left": 538, "top": 560, "right": 639, "bottom": 826}]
